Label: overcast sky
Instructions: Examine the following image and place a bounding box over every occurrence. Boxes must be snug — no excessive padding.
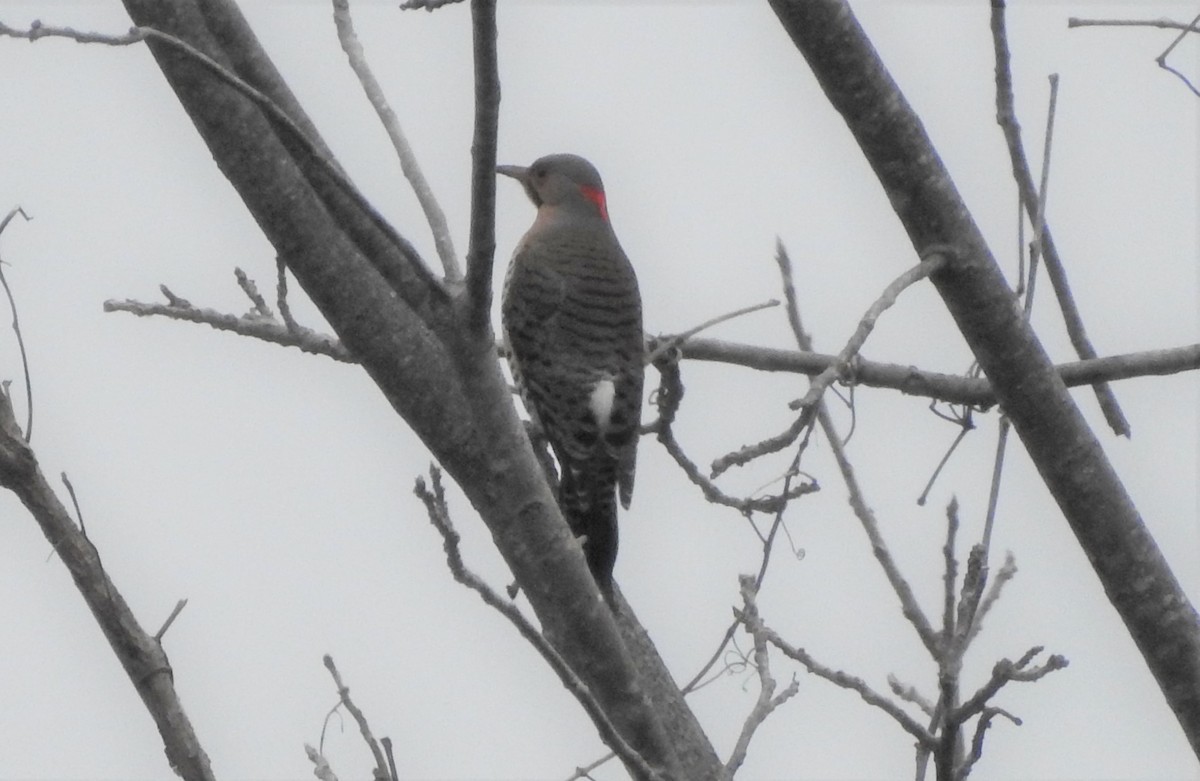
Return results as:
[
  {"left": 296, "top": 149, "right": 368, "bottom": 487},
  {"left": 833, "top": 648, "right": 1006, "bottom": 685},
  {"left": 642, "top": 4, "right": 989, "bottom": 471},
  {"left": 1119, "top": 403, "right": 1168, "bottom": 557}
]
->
[{"left": 3, "top": 1, "right": 1199, "bottom": 779}]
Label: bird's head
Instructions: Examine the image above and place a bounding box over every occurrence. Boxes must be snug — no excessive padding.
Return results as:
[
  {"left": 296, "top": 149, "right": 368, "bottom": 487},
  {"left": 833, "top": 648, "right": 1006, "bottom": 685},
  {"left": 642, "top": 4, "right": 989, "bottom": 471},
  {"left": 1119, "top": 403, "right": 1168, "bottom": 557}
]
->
[{"left": 497, "top": 153, "right": 609, "bottom": 221}]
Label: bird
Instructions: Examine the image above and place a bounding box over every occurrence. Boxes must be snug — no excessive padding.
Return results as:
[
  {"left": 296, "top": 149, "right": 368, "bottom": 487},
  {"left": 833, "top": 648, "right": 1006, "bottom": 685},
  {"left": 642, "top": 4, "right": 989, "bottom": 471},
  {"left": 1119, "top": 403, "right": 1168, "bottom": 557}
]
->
[{"left": 497, "top": 153, "right": 644, "bottom": 599}]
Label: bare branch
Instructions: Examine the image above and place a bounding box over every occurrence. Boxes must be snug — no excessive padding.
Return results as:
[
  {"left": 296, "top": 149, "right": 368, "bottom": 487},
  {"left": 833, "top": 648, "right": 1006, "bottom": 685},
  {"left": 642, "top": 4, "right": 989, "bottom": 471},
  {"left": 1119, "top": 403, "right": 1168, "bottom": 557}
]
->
[
  {"left": 1154, "top": 10, "right": 1200, "bottom": 96},
  {"left": 823, "top": 398, "right": 942, "bottom": 658},
  {"left": 234, "top": 267, "right": 273, "bottom": 318},
  {"left": 304, "top": 743, "right": 340, "bottom": 781},
  {"left": 104, "top": 287, "right": 353, "bottom": 363},
  {"left": 0, "top": 206, "right": 34, "bottom": 441},
  {"left": 723, "top": 577, "right": 800, "bottom": 780},
  {"left": 332, "top": 0, "right": 460, "bottom": 280},
  {"left": 400, "top": 0, "right": 465, "bottom": 9},
  {"left": 952, "top": 648, "right": 1069, "bottom": 727},
  {"left": 964, "top": 552, "right": 1017, "bottom": 646},
  {"left": 107, "top": 274, "right": 1200, "bottom": 408},
  {"left": 0, "top": 19, "right": 444, "bottom": 309},
  {"left": 1067, "top": 16, "right": 1200, "bottom": 32},
  {"left": 981, "top": 414, "right": 1011, "bottom": 555},
  {"left": 991, "top": 1, "right": 1129, "bottom": 436},
  {"left": 155, "top": 599, "right": 189, "bottom": 642},
  {"left": 916, "top": 418, "right": 974, "bottom": 506},
  {"left": 647, "top": 346, "right": 816, "bottom": 515},
  {"left": 941, "top": 498, "right": 961, "bottom": 645},
  {"left": 463, "top": 0, "right": 501, "bottom": 331},
  {"left": 957, "top": 706, "right": 1021, "bottom": 781},
  {"left": 0, "top": 390, "right": 214, "bottom": 779},
  {"left": 320, "top": 655, "right": 390, "bottom": 780},
  {"left": 413, "top": 466, "right": 664, "bottom": 781},
  {"left": 711, "top": 249, "right": 946, "bottom": 478},
  {"left": 645, "top": 299, "right": 779, "bottom": 366},
  {"left": 683, "top": 338, "right": 1200, "bottom": 406},
  {"left": 743, "top": 602, "right": 934, "bottom": 750},
  {"left": 275, "top": 257, "right": 300, "bottom": 333},
  {"left": 889, "top": 674, "right": 936, "bottom": 717}
]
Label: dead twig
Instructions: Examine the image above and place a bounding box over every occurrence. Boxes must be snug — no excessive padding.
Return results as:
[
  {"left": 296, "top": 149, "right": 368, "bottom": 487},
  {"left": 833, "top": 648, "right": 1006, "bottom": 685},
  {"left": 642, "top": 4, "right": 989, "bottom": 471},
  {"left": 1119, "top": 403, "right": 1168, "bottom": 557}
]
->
[
  {"left": 711, "top": 247, "right": 947, "bottom": 478},
  {"left": 332, "top": 0, "right": 459, "bottom": 279},
  {"left": 318, "top": 655, "right": 391, "bottom": 781},
  {"left": 0, "top": 206, "right": 34, "bottom": 441}
]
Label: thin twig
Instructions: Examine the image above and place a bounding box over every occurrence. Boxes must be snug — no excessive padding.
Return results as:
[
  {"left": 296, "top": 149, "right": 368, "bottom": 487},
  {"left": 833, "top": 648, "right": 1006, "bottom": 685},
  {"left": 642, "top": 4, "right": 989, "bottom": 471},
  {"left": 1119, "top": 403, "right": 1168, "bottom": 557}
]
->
[
  {"left": 792, "top": 247, "right": 950, "bottom": 413},
  {"left": 321, "top": 655, "right": 390, "bottom": 779},
  {"left": 645, "top": 299, "right": 779, "bottom": 365},
  {"left": 963, "top": 552, "right": 1017, "bottom": 647},
  {"left": 154, "top": 599, "right": 189, "bottom": 642},
  {"left": 952, "top": 648, "right": 1068, "bottom": 726},
  {"left": 957, "top": 706, "right": 1020, "bottom": 780},
  {"left": 1067, "top": 16, "right": 1200, "bottom": 32},
  {"left": 822, "top": 400, "right": 941, "bottom": 656},
  {"left": 275, "top": 257, "right": 300, "bottom": 333},
  {"left": 748, "top": 607, "right": 935, "bottom": 750},
  {"left": 0, "top": 21, "right": 442, "bottom": 303},
  {"left": 889, "top": 674, "right": 936, "bottom": 717},
  {"left": 235, "top": 267, "right": 273, "bottom": 318},
  {"left": 953, "top": 545, "right": 987, "bottom": 649},
  {"left": 61, "top": 472, "right": 87, "bottom": 535},
  {"left": 382, "top": 737, "right": 399, "bottom": 781},
  {"left": 723, "top": 577, "right": 800, "bottom": 780},
  {"left": 779, "top": 240, "right": 942, "bottom": 655},
  {"left": 916, "top": 420, "right": 974, "bottom": 506},
  {"left": 980, "top": 417, "right": 1010, "bottom": 554},
  {"left": 105, "top": 291, "right": 353, "bottom": 362},
  {"left": 1154, "top": 10, "right": 1200, "bottom": 96},
  {"left": 649, "top": 351, "right": 816, "bottom": 514},
  {"left": 941, "top": 498, "right": 960, "bottom": 646},
  {"left": 712, "top": 249, "right": 946, "bottom": 478},
  {"left": 0, "top": 206, "right": 33, "bottom": 441},
  {"left": 1069, "top": 12, "right": 1200, "bottom": 95},
  {"left": 332, "top": 0, "right": 460, "bottom": 279},
  {"left": 305, "top": 743, "right": 339, "bottom": 781}
]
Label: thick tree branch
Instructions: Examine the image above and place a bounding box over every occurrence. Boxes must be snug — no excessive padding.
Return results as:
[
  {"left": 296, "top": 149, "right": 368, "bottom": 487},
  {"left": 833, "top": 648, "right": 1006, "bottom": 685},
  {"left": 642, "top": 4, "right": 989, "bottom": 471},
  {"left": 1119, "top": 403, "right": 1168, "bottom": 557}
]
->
[{"left": 767, "top": 0, "right": 1200, "bottom": 756}]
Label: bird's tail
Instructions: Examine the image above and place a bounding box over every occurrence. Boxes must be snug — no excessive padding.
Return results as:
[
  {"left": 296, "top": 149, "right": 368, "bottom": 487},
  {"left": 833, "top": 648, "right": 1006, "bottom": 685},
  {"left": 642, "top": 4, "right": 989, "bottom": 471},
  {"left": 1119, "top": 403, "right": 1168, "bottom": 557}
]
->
[{"left": 558, "top": 460, "right": 619, "bottom": 599}]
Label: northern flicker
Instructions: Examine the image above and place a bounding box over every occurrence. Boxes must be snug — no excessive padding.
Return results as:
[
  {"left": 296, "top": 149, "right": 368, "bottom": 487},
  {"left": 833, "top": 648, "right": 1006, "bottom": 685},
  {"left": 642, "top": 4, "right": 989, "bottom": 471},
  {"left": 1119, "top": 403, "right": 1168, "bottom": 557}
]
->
[{"left": 498, "top": 153, "right": 644, "bottom": 598}]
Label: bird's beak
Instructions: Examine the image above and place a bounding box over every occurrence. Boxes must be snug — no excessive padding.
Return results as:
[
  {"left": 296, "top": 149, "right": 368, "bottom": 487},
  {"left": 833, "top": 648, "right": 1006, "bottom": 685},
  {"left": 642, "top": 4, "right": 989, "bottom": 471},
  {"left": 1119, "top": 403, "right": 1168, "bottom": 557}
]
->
[{"left": 496, "top": 164, "right": 529, "bottom": 183}]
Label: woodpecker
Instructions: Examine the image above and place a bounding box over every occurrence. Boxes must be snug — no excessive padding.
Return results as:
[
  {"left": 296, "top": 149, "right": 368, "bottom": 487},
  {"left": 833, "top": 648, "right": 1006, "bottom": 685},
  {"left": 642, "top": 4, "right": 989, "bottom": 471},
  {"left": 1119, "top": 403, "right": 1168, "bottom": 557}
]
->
[{"left": 498, "top": 154, "right": 644, "bottom": 599}]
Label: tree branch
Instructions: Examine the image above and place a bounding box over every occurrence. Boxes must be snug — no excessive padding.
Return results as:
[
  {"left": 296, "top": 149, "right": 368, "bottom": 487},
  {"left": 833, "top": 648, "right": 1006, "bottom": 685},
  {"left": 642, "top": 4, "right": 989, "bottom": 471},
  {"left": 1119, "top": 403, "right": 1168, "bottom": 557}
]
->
[
  {"left": 767, "top": 0, "right": 1200, "bottom": 755},
  {"left": 0, "top": 388, "right": 214, "bottom": 781},
  {"left": 991, "top": 0, "right": 1129, "bottom": 436},
  {"left": 463, "top": 0, "right": 500, "bottom": 331},
  {"left": 415, "top": 467, "right": 664, "bottom": 781},
  {"left": 103, "top": 278, "right": 1200, "bottom": 406},
  {"left": 332, "top": 0, "right": 460, "bottom": 280}
]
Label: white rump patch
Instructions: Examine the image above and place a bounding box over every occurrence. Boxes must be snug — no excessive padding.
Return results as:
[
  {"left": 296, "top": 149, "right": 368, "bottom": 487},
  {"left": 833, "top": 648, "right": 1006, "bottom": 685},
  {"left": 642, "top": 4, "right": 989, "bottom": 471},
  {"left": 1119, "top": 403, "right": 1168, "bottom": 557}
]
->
[{"left": 589, "top": 377, "right": 616, "bottom": 432}]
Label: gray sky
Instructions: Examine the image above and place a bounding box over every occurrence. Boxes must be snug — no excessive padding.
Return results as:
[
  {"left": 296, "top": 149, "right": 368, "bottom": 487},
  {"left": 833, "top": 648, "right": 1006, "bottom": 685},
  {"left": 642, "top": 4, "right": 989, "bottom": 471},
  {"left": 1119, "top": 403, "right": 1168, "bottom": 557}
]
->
[{"left": 3, "top": 1, "right": 1198, "bottom": 779}]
